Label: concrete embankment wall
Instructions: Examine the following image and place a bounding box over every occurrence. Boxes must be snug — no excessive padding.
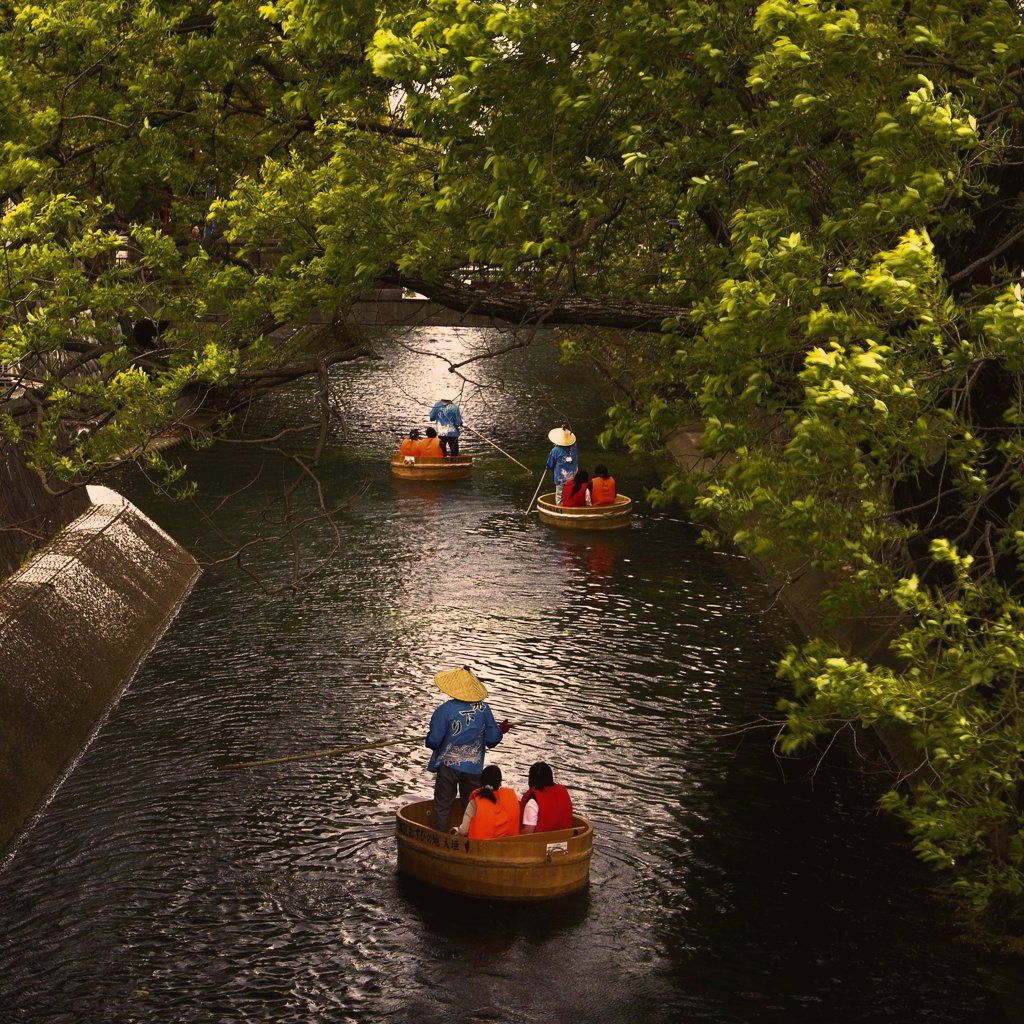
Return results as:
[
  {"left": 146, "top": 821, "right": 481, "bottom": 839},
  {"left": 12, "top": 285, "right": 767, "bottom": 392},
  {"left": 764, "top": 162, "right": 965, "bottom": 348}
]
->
[{"left": 0, "top": 485, "right": 200, "bottom": 858}]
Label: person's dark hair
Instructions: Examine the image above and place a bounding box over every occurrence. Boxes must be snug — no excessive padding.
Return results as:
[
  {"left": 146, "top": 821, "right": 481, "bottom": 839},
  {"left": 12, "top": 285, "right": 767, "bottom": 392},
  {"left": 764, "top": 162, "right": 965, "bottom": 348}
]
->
[
  {"left": 426, "top": 427, "right": 437, "bottom": 438},
  {"left": 594, "top": 465, "right": 609, "bottom": 478},
  {"left": 478, "top": 764, "right": 502, "bottom": 802},
  {"left": 567, "top": 471, "right": 590, "bottom": 499},
  {"left": 408, "top": 429, "right": 420, "bottom": 439},
  {"left": 528, "top": 761, "right": 554, "bottom": 790}
]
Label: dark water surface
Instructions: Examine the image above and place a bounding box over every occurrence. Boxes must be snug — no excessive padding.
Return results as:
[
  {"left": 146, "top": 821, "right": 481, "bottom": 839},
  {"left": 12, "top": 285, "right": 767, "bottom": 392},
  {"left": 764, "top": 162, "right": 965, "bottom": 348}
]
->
[{"left": 0, "top": 329, "right": 1009, "bottom": 1022}]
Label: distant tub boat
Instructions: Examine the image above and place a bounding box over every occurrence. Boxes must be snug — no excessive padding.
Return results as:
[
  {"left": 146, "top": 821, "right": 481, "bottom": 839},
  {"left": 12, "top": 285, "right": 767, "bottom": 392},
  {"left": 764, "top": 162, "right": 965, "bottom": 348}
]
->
[
  {"left": 390, "top": 453, "right": 473, "bottom": 480},
  {"left": 395, "top": 800, "right": 593, "bottom": 900},
  {"left": 536, "top": 492, "right": 632, "bottom": 530}
]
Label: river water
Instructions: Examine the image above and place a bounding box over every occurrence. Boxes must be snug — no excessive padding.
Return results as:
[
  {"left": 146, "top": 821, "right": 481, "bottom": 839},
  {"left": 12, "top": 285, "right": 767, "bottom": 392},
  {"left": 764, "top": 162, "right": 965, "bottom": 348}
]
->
[{"left": 0, "top": 328, "right": 1010, "bottom": 1022}]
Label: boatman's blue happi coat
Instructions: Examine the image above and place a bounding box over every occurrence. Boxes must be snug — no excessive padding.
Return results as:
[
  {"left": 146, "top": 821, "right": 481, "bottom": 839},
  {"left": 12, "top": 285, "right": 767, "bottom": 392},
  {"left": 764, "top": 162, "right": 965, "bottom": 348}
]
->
[
  {"left": 546, "top": 442, "right": 578, "bottom": 485},
  {"left": 425, "top": 699, "right": 504, "bottom": 774},
  {"left": 428, "top": 400, "right": 463, "bottom": 438}
]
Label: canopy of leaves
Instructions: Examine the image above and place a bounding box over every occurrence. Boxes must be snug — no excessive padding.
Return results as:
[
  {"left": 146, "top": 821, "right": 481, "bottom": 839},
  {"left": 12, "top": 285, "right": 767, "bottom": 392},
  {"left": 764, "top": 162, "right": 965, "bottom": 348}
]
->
[{"left": 5, "top": 0, "right": 1024, "bottom": 931}]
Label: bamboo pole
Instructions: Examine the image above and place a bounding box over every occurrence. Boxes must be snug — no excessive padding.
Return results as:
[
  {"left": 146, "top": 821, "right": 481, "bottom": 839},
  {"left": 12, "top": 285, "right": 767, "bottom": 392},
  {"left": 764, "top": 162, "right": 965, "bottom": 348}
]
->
[
  {"left": 461, "top": 425, "right": 533, "bottom": 473},
  {"left": 217, "top": 733, "right": 422, "bottom": 770},
  {"left": 526, "top": 468, "right": 547, "bottom": 514}
]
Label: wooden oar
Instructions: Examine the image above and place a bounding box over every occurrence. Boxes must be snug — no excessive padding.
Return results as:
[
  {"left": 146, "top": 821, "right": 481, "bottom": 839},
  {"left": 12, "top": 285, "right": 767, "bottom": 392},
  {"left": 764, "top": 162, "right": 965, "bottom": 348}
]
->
[
  {"left": 461, "top": 425, "right": 532, "bottom": 473},
  {"left": 217, "top": 733, "right": 422, "bottom": 770},
  {"left": 526, "top": 468, "right": 547, "bottom": 514}
]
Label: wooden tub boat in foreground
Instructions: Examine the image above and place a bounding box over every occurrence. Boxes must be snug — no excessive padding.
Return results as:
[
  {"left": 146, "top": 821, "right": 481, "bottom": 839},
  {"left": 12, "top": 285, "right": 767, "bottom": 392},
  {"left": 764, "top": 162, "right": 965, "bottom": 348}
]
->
[
  {"left": 395, "top": 800, "right": 593, "bottom": 899},
  {"left": 536, "top": 492, "right": 632, "bottom": 530},
  {"left": 390, "top": 453, "right": 473, "bottom": 480}
]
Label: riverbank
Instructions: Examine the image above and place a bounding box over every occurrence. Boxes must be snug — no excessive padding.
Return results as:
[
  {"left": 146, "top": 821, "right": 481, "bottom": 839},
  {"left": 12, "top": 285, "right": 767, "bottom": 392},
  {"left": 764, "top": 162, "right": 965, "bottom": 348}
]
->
[{"left": 0, "top": 485, "right": 199, "bottom": 860}]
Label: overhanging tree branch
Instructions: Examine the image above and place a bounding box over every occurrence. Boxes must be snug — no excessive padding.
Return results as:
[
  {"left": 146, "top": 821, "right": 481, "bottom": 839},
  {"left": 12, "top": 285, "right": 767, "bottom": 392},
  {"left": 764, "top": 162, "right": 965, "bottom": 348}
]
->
[{"left": 381, "top": 271, "right": 695, "bottom": 334}]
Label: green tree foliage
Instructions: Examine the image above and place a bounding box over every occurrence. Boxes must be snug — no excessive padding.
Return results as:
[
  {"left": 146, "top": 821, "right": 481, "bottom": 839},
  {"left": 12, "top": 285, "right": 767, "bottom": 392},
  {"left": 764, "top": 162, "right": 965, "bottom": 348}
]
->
[
  {"left": 5, "top": 0, "right": 1024, "bottom": 929},
  {"left": 0, "top": 0, "right": 392, "bottom": 481}
]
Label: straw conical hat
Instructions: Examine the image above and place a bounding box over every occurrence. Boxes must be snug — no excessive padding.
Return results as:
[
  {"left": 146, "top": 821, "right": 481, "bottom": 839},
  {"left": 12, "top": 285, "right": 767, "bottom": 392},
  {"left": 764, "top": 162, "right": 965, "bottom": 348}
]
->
[
  {"left": 434, "top": 667, "right": 488, "bottom": 702},
  {"left": 548, "top": 426, "right": 576, "bottom": 446}
]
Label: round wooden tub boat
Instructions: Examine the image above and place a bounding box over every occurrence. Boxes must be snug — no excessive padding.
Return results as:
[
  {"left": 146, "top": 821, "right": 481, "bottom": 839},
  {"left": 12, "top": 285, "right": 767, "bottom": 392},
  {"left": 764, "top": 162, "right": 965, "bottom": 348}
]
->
[
  {"left": 390, "top": 453, "right": 473, "bottom": 480},
  {"left": 536, "top": 492, "right": 632, "bottom": 530},
  {"left": 395, "top": 800, "right": 592, "bottom": 900}
]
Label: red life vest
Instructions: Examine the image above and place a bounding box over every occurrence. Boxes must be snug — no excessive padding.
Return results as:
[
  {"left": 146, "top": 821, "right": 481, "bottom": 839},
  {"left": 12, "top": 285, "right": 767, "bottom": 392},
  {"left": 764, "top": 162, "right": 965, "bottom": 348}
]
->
[
  {"left": 562, "top": 481, "right": 590, "bottom": 507},
  {"left": 591, "top": 475, "right": 616, "bottom": 506},
  {"left": 468, "top": 787, "right": 521, "bottom": 839},
  {"left": 520, "top": 784, "right": 574, "bottom": 832}
]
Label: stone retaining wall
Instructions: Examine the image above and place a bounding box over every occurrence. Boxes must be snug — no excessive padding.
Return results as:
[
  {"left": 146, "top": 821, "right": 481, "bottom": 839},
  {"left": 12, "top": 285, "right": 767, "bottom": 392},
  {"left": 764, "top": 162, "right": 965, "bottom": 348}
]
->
[{"left": 0, "top": 485, "right": 199, "bottom": 858}]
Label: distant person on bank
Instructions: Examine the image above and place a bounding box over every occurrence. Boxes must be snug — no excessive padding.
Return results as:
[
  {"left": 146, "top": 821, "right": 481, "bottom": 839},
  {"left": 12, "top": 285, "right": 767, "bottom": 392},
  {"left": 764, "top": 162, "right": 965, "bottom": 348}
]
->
[
  {"left": 425, "top": 666, "right": 510, "bottom": 832},
  {"left": 545, "top": 426, "right": 578, "bottom": 504},
  {"left": 562, "top": 470, "right": 592, "bottom": 508},
  {"left": 520, "top": 761, "right": 574, "bottom": 833},
  {"left": 591, "top": 465, "right": 616, "bottom": 506},
  {"left": 451, "top": 764, "right": 520, "bottom": 838},
  {"left": 420, "top": 427, "right": 444, "bottom": 458},
  {"left": 429, "top": 397, "right": 463, "bottom": 457}
]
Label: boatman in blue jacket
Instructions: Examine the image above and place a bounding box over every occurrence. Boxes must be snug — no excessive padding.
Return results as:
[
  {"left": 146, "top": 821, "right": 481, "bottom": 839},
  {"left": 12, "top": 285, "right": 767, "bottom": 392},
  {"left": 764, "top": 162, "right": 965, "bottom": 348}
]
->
[
  {"left": 428, "top": 397, "right": 463, "bottom": 457},
  {"left": 545, "top": 425, "right": 578, "bottom": 504},
  {"left": 426, "top": 666, "right": 510, "bottom": 832}
]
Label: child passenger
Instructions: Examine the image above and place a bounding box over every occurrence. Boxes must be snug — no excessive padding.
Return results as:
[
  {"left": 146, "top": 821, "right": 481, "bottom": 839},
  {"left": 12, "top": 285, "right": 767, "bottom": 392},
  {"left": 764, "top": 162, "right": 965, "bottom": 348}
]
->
[
  {"left": 520, "top": 761, "right": 574, "bottom": 833},
  {"left": 561, "top": 470, "right": 591, "bottom": 507},
  {"left": 420, "top": 427, "right": 444, "bottom": 458},
  {"left": 400, "top": 429, "right": 422, "bottom": 457},
  {"left": 451, "top": 764, "right": 520, "bottom": 839},
  {"left": 591, "top": 465, "right": 616, "bottom": 506}
]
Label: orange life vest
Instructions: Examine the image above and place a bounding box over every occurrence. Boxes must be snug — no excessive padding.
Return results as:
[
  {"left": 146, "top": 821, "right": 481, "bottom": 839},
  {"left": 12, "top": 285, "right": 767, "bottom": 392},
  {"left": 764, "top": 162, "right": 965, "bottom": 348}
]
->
[
  {"left": 467, "top": 787, "right": 520, "bottom": 839},
  {"left": 420, "top": 437, "right": 443, "bottom": 457},
  {"left": 591, "top": 475, "right": 616, "bottom": 506},
  {"left": 400, "top": 438, "right": 421, "bottom": 457}
]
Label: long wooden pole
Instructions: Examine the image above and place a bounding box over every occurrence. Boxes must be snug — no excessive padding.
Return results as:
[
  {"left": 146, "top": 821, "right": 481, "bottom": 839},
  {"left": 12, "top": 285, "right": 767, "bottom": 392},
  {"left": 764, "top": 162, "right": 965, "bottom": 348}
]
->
[
  {"left": 217, "top": 733, "right": 422, "bottom": 770},
  {"left": 526, "top": 468, "right": 547, "bottom": 514},
  {"left": 461, "top": 425, "right": 533, "bottom": 473}
]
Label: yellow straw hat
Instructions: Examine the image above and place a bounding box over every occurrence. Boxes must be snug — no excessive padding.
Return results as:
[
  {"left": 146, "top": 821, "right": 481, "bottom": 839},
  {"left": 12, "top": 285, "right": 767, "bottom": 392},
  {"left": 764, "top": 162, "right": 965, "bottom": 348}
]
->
[
  {"left": 548, "top": 426, "right": 576, "bottom": 446},
  {"left": 434, "top": 666, "right": 488, "bottom": 702}
]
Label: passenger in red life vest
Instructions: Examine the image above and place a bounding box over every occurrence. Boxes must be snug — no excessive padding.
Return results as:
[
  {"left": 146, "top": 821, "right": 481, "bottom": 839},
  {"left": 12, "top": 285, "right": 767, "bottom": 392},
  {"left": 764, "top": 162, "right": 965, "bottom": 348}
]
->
[
  {"left": 561, "top": 470, "right": 591, "bottom": 508},
  {"left": 451, "top": 764, "right": 520, "bottom": 839},
  {"left": 590, "top": 465, "right": 617, "bottom": 506},
  {"left": 520, "top": 761, "right": 574, "bottom": 833}
]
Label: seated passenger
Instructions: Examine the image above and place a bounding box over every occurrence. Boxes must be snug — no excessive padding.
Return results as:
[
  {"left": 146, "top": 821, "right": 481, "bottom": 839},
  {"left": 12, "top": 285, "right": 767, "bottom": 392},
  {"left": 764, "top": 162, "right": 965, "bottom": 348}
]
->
[
  {"left": 452, "top": 764, "right": 520, "bottom": 838},
  {"left": 561, "top": 470, "right": 591, "bottom": 508},
  {"left": 520, "top": 761, "right": 574, "bottom": 834},
  {"left": 420, "top": 427, "right": 444, "bottom": 458},
  {"left": 400, "top": 429, "right": 423, "bottom": 457},
  {"left": 591, "top": 465, "right": 617, "bottom": 506}
]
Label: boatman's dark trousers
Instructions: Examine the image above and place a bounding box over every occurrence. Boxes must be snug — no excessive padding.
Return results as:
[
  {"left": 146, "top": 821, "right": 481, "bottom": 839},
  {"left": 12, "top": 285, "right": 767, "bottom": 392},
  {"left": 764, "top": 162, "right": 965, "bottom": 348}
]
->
[{"left": 433, "top": 765, "right": 480, "bottom": 831}]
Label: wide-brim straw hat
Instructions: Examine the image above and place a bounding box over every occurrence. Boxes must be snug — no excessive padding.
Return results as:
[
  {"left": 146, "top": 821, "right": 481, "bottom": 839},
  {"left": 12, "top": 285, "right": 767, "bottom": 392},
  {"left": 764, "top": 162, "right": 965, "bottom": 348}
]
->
[
  {"left": 548, "top": 426, "right": 577, "bottom": 446},
  {"left": 434, "top": 667, "right": 488, "bottom": 702}
]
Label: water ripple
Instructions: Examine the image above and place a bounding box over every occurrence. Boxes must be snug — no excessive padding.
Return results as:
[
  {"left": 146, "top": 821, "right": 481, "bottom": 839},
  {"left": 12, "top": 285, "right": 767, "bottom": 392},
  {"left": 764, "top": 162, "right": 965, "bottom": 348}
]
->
[{"left": 0, "top": 329, "right": 1006, "bottom": 1023}]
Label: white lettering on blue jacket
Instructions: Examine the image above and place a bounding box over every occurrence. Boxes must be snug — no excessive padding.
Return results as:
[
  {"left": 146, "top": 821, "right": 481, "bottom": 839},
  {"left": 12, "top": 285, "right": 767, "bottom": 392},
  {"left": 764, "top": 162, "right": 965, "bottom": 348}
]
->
[
  {"left": 428, "top": 400, "right": 463, "bottom": 437},
  {"left": 545, "top": 443, "right": 578, "bottom": 484},
  {"left": 425, "top": 699, "right": 503, "bottom": 773}
]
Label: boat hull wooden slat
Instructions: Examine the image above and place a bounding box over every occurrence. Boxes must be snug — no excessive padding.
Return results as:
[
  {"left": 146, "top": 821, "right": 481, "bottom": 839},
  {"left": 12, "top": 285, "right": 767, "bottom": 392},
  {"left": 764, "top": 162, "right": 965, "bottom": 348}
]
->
[
  {"left": 390, "top": 454, "right": 473, "bottom": 480},
  {"left": 536, "top": 492, "right": 632, "bottom": 530},
  {"left": 395, "top": 800, "right": 592, "bottom": 900}
]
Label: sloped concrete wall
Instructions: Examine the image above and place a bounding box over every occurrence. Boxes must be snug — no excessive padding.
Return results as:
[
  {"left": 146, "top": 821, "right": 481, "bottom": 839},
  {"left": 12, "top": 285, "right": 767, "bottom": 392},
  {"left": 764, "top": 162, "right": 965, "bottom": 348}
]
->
[{"left": 0, "top": 486, "right": 200, "bottom": 856}]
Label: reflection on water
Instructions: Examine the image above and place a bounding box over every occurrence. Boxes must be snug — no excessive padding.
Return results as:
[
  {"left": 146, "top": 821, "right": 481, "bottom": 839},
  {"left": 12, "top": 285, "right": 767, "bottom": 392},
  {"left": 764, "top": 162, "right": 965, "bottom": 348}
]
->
[{"left": 0, "top": 329, "right": 1008, "bottom": 1022}]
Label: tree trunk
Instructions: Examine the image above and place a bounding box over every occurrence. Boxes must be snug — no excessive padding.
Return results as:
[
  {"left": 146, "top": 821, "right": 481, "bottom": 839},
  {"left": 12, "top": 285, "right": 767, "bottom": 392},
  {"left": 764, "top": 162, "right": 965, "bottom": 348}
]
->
[{"left": 0, "top": 443, "right": 89, "bottom": 578}]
